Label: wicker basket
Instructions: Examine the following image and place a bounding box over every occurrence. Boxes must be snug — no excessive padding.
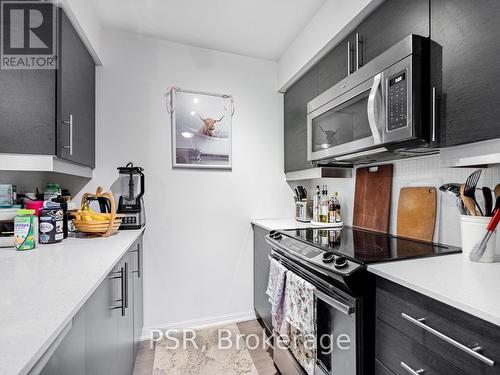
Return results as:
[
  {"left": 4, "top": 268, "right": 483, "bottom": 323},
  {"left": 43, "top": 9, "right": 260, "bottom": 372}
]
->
[{"left": 71, "top": 187, "right": 124, "bottom": 237}]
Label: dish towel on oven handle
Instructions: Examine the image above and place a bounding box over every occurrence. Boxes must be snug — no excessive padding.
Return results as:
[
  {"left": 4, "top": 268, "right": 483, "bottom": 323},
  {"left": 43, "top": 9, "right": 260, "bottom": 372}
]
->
[
  {"left": 266, "top": 258, "right": 288, "bottom": 335},
  {"left": 284, "top": 271, "right": 317, "bottom": 375}
]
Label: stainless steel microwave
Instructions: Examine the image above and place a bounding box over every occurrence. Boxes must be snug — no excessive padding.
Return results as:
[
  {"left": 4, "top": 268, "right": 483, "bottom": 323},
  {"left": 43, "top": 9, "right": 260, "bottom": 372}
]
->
[{"left": 307, "top": 35, "right": 431, "bottom": 163}]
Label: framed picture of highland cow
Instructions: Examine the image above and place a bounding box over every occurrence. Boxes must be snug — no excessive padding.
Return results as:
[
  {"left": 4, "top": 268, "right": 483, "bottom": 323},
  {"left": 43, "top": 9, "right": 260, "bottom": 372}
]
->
[{"left": 166, "top": 87, "right": 234, "bottom": 169}]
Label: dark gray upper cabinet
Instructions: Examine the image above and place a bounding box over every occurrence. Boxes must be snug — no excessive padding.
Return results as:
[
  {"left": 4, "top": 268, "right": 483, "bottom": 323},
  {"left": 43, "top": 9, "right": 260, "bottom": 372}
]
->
[
  {"left": 57, "top": 10, "right": 96, "bottom": 167},
  {"left": 355, "top": 0, "right": 429, "bottom": 66},
  {"left": 284, "top": 0, "right": 429, "bottom": 172},
  {"left": 0, "top": 70, "right": 56, "bottom": 154},
  {"left": 317, "top": 42, "right": 347, "bottom": 95},
  {"left": 317, "top": 0, "right": 429, "bottom": 94},
  {"left": 0, "top": 6, "right": 95, "bottom": 168},
  {"left": 431, "top": 0, "right": 500, "bottom": 147},
  {"left": 284, "top": 66, "right": 317, "bottom": 172}
]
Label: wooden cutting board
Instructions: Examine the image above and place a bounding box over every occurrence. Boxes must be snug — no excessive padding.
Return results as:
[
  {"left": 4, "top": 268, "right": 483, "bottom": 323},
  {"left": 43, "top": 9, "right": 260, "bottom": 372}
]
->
[
  {"left": 353, "top": 164, "right": 393, "bottom": 233},
  {"left": 397, "top": 187, "right": 437, "bottom": 242}
]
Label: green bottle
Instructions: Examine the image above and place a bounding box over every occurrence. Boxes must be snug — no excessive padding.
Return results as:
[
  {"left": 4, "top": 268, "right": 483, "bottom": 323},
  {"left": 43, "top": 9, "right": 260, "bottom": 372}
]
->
[{"left": 14, "top": 209, "right": 36, "bottom": 250}]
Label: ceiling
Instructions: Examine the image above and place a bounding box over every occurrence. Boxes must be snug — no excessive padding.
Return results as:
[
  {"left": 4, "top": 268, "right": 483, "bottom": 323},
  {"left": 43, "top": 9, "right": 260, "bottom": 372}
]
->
[{"left": 92, "top": 0, "right": 326, "bottom": 60}]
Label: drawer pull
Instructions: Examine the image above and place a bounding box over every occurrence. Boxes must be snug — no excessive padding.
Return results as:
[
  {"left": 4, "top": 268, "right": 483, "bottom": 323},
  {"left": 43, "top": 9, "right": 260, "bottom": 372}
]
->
[
  {"left": 401, "top": 361, "right": 425, "bottom": 374},
  {"left": 401, "top": 313, "right": 495, "bottom": 367}
]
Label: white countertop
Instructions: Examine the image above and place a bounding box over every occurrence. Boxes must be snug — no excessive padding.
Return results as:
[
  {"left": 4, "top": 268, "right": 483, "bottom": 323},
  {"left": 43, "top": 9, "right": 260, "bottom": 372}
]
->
[
  {"left": 251, "top": 218, "right": 317, "bottom": 231},
  {"left": 368, "top": 254, "right": 500, "bottom": 327},
  {"left": 0, "top": 229, "right": 145, "bottom": 375}
]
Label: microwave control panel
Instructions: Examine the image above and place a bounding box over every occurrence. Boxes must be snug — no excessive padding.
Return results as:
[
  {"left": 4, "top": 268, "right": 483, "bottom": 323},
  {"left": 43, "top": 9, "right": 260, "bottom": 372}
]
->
[{"left": 387, "top": 71, "right": 408, "bottom": 131}]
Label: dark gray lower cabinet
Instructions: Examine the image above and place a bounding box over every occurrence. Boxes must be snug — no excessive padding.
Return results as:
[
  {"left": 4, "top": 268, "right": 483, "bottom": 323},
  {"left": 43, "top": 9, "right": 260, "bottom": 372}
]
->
[
  {"left": 375, "top": 277, "right": 500, "bottom": 375},
  {"left": 84, "top": 265, "right": 119, "bottom": 375},
  {"left": 252, "top": 225, "right": 272, "bottom": 333},
  {"left": 132, "top": 239, "right": 144, "bottom": 358},
  {"left": 39, "top": 310, "right": 86, "bottom": 375},
  {"left": 37, "top": 235, "right": 144, "bottom": 375}
]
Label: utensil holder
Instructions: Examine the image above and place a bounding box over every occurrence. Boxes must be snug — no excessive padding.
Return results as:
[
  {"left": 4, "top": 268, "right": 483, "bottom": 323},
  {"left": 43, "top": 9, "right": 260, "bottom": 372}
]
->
[{"left": 460, "top": 215, "right": 497, "bottom": 262}]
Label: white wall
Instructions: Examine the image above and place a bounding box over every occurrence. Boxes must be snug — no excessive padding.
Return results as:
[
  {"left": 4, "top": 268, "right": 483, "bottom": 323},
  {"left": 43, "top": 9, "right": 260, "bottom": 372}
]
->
[
  {"left": 81, "top": 28, "right": 295, "bottom": 329},
  {"left": 61, "top": 0, "right": 104, "bottom": 64},
  {"left": 295, "top": 156, "right": 500, "bottom": 247},
  {"left": 277, "top": 0, "right": 381, "bottom": 91}
]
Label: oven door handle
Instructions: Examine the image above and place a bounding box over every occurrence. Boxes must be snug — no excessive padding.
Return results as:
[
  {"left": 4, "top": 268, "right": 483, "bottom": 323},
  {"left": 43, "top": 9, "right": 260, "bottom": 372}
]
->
[
  {"left": 315, "top": 289, "right": 355, "bottom": 316},
  {"left": 367, "top": 72, "right": 383, "bottom": 144}
]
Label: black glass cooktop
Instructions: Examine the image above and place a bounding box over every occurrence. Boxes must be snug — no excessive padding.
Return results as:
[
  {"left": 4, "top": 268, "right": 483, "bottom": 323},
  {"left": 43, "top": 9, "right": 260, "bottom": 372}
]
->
[{"left": 280, "top": 226, "right": 461, "bottom": 264}]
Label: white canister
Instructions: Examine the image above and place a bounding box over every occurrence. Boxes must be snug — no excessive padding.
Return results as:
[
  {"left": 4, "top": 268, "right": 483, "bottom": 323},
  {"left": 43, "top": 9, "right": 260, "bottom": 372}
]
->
[{"left": 460, "top": 215, "right": 497, "bottom": 262}]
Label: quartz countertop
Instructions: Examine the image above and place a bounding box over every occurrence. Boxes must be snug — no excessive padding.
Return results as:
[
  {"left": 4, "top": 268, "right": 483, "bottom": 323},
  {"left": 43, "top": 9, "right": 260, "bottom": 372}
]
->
[
  {"left": 0, "top": 229, "right": 145, "bottom": 375},
  {"left": 368, "top": 254, "right": 500, "bottom": 327},
  {"left": 251, "top": 218, "right": 318, "bottom": 231}
]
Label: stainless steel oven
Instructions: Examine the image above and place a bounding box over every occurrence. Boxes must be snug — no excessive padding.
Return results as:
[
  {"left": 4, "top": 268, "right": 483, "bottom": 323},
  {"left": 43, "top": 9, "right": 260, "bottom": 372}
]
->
[
  {"left": 307, "top": 35, "right": 430, "bottom": 163},
  {"left": 267, "top": 245, "right": 371, "bottom": 375}
]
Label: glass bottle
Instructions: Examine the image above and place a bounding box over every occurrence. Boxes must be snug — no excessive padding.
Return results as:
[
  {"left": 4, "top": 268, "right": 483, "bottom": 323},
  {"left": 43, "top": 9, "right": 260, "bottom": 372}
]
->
[
  {"left": 313, "top": 185, "right": 320, "bottom": 222},
  {"left": 320, "top": 185, "right": 329, "bottom": 223}
]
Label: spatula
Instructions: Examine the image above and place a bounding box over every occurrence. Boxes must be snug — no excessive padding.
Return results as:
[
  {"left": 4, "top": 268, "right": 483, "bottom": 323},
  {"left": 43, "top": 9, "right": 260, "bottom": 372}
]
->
[
  {"left": 463, "top": 170, "right": 483, "bottom": 216},
  {"left": 460, "top": 184, "right": 477, "bottom": 216},
  {"left": 482, "top": 187, "right": 493, "bottom": 217}
]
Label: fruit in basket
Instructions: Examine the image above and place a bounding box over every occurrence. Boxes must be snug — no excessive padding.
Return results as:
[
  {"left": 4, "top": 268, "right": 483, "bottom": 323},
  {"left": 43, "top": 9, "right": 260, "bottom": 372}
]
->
[{"left": 72, "top": 187, "right": 123, "bottom": 237}]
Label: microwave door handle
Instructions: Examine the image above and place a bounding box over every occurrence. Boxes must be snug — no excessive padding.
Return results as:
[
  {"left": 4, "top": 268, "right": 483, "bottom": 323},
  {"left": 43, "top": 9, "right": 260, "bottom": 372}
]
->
[{"left": 367, "top": 73, "right": 383, "bottom": 144}]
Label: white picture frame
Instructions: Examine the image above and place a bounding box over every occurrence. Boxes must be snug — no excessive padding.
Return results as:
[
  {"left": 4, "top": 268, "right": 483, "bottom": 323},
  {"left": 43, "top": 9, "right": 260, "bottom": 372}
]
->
[{"left": 166, "top": 87, "right": 234, "bottom": 170}]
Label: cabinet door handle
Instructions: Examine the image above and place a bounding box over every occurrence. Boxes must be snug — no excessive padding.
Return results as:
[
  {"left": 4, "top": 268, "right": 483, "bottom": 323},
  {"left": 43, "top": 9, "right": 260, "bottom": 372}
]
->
[
  {"left": 62, "top": 114, "right": 73, "bottom": 156},
  {"left": 131, "top": 244, "right": 141, "bottom": 277},
  {"left": 401, "top": 362, "right": 425, "bottom": 374},
  {"left": 124, "top": 262, "right": 129, "bottom": 309},
  {"left": 356, "top": 33, "right": 363, "bottom": 70},
  {"left": 401, "top": 313, "right": 495, "bottom": 367},
  {"left": 110, "top": 266, "right": 126, "bottom": 316},
  {"left": 431, "top": 87, "right": 437, "bottom": 142},
  {"left": 347, "top": 41, "right": 352, "bottom": 76}
]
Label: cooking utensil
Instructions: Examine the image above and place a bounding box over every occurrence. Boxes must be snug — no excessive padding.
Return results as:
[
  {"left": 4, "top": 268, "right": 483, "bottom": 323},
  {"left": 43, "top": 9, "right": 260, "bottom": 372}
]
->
[
  {"left": 439, "top": 183, "right": 462, "bottom": 197},
  {"left": 482, "top": 187, "right": 493, "bottom": 217},
  {"left": 294, "top": 188, "right": 300, "bottom": 201},
  {"left": 495, "top": 184, "right": 500, "bottom": 200},
  {"left": 463, "top": 170, "right": 483, "bottom": 216},
  {"left": 456, "top": 198, "right": 467, "bottom": 215},
  {"left": 353, "top": 165, "right": 393, "bottom": 233},
  {"left": 440, "top": 183, "right": 468, "bottom": 214},
  {"left": 469, "top": 207, "right": 500, "bottom": 262},
  {"left": 397, "top": 187, "right": 436, "bottom": 242},
  {"left": 460, "top": 184, "right": 478, "bottom": 216},
  {"left": 296, "top": 186, "right": 307, "bottom": 200}
]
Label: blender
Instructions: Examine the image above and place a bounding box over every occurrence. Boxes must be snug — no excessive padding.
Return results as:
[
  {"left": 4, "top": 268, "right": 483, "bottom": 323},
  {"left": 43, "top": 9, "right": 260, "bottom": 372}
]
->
[{"left": 117, "top": 163, "right": 146, "bottom": 229}]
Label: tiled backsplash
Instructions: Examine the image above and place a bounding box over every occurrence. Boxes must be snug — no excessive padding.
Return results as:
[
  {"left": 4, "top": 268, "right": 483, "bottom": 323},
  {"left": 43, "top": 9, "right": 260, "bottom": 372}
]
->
[{"left": 289, "top": 155, "right": 500, "bottom": 246}]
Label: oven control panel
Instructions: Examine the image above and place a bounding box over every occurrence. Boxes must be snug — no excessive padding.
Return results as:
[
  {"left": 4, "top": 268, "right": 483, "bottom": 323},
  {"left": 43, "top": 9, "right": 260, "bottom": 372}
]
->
[
  {"left": 387, "top": 70, "right": 408, "bottom": 131},
  {"left": 268, "top": 234, "right": 363, "bottom": 276}
]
